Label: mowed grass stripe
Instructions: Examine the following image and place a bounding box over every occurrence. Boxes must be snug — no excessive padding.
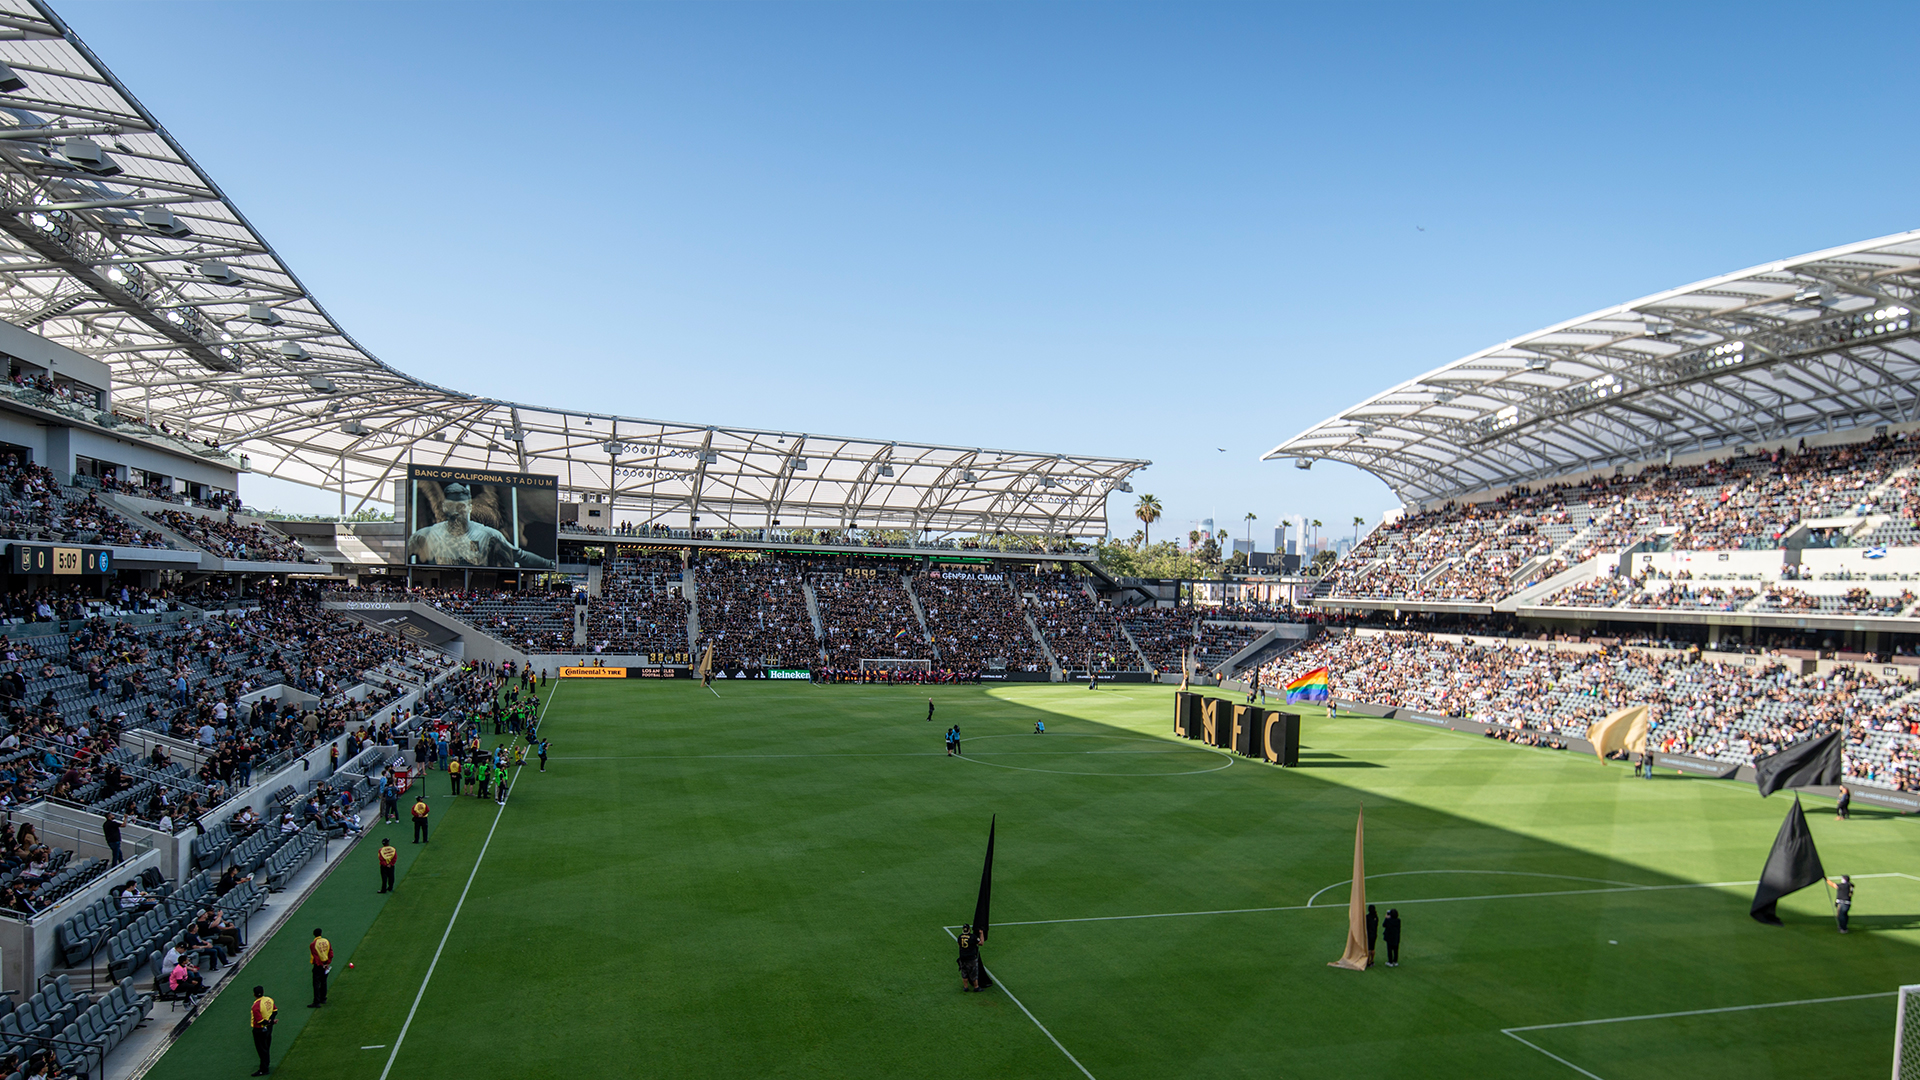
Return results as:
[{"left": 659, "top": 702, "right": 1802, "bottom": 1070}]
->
[{"left": 252, "top": 683, "right": 1920, "bottom": 1079}]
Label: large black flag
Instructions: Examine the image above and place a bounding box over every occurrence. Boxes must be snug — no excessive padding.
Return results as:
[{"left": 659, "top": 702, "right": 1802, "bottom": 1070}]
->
[
  {"left": 973, "top": 816, "right": 995, "bottom": 942},
  {"left": 1751, "top": 796, "right": 1825, "bottom": 925},
  {"left": 1753, "top": 729, "right": 1844, "bottom": 797}
]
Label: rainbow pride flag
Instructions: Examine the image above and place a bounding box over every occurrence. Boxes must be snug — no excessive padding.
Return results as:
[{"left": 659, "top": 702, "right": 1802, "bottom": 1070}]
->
[{"left": 1285, "top": 666, "right": 1330, "bottom": 704}]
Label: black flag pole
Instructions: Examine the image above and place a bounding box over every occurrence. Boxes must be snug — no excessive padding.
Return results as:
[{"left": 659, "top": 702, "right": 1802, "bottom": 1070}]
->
[{"left": 973, "top": 815, "right": 995, "bottom": 943}]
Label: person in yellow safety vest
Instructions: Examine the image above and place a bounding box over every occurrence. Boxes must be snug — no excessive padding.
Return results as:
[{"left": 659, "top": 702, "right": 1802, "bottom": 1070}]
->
[
  {"left": 411, "top": 796, "right": 430, "bottom": 844},
  {"left": 377, "top": 838, "right": 398, "bottom": 893},
  {"left": 448, "top": 757, "right": 461, "bottom": 796},
  {"left": 249, "top": 985, "right": 277, "bottom": 1076},
  {"left": 308, "top": 929, "right": 332, "bottom": 1007}
]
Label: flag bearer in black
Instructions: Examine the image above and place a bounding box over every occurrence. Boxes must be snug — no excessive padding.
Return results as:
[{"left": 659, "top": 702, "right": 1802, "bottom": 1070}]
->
[
  {"left": 956, "top": 925, "right": 991, "bottom": 991},
  {"left": 1828, "top": 875, "right": 1853, "bottom": 933},
  {"left": 1383, "top": 909, "right": 1401, "bottom": 966},
  {"left": 1366, "top": 904, "right": 1378, "bottom": 967}
]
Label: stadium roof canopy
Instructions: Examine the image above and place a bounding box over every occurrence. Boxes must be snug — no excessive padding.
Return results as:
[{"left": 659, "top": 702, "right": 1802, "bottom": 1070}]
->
[
  {"left": 0, "top": 1, "right": 1146, "bottom": 536},
  {"left": 1267, "top": 230, "right": 1920, "bottom": 505}
]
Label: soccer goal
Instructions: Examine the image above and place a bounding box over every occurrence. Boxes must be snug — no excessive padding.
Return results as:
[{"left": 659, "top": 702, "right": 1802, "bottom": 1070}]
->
[
  {"left": 1895, "top": 984, "right": 1920, "bottom": 1080},
  {"left": 859, "top": 658, "right": 931, "bottom": 673}
]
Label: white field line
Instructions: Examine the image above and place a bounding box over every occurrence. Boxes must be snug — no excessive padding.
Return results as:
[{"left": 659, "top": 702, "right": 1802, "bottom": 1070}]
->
[
  {"left": 1501, "top": 991, "right": 1898, "bottom": 1079},
  {"left": 375, "top": 680, "right": 559, "bottom": 1080},
  {"left": 945, "top": 926, "right": 1098, "bottom": 1080},
  {"left": 965, "top": 872, "right": 1917, "bottom": 930}
]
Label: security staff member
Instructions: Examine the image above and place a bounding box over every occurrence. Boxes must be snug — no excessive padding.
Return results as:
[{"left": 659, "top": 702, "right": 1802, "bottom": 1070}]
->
[
  {"left": 308, "top": 929, "right": 332, "bottom": 1006},
  {"left": 1383, "top": 909, "right": 1402, "bottom": 966},
  {"left": 411, "top": 796, "right": 430, "bottom": 843},
  {"left": 377, "top": 839, "right": 398, "bottom": 893},
  {"left": 249, "top": 985, "right": 277, "bottom": 1076},
  {"left": 448, "top": 757, "right": 461, "bottom": 795}
]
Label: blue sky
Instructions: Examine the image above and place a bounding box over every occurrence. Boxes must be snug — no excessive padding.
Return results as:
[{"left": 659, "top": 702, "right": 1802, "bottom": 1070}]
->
[{"left": 58, "top": 1, "right": 1920, "bottom": 542}]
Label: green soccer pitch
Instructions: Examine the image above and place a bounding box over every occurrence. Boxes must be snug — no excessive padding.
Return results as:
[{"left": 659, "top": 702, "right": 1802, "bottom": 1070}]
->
[{"left": 144, "top": 681, "right": 1920, "bottom": 1079}]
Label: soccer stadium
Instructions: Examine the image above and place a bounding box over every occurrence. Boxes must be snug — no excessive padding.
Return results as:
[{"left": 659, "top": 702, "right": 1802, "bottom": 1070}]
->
[{"left": 0, "top": 3, "right": 1902, "bottom": 1080}]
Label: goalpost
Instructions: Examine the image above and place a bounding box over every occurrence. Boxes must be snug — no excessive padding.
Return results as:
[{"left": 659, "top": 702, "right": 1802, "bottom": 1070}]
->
[{"left": 1896, "top": 985, "right": 1920, "bottom": 1080}]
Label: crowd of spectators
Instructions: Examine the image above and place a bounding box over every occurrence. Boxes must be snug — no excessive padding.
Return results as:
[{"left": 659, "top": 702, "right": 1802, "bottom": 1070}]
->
[
  {"left": 915, "top": 571, "right": 1046, "bottom": 672},
  {"left": 813, "top": 569, "right": 932, "bottom": 665},
  {"left": 693, "top": 554, "right": 819, "bottom": 668},
  {"left": 1018, "top": 572, "right": 1140, "bottom": 671},
  {"left": 1258, "top": 629, "right": 1920, "bottom": 791},
  {"left": 0, "top": 461, "right": 169, "bottom": 549},
  {"left": 1323, "top": 433, "right": 1920, "bottom": 607},
  {"left": 589, "top": 551, "right": 689, "bottom": 656},
  {"left": 143, "top": 508, "right": 316, "bottom": 564}
]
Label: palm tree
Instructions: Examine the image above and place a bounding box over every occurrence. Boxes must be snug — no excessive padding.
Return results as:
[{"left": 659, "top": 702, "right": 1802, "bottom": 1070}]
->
[
  {"left": 1352, "top": 515, "right": 1365, "bottom": 547},
  {"left": 1135, "top": 494, "right": 1163, "bottom": 547},
  {"left": 1244, "top": 512, "right": 1257, "bottom": 549},
  {"left": 1311, "top": 519, "right": 1323, "bottom": 553}
]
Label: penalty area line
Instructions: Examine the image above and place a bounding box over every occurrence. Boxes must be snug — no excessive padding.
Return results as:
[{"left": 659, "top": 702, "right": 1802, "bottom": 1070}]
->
[
  {"left": 375, "top": 679, "right": 561, "bottom": 1080},
  {"left": 1501, "top": 991, "right": 1897, "bottom": 1079},
  {"left": 943, "top": 927, "right": 1096, "bottom": 1080}
]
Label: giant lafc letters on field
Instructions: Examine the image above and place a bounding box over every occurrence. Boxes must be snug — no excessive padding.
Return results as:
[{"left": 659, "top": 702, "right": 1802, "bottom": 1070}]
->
[{"left": 1174, "top": 692, "right": 1298, "bottom": 766}]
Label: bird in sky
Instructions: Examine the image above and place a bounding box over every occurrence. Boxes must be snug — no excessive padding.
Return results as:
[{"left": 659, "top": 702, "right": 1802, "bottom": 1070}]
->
[{"left": 1417, "top": 226, "right": 1426, "bottom": 232}]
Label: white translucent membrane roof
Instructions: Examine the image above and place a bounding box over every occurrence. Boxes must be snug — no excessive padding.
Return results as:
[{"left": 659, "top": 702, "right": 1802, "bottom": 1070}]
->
[
  {"left": 0, "top": 1, "right": 1146, "bottom": 535},
  {"left": 1267, "top": 231, "right": 1920, "bottom": 505}
]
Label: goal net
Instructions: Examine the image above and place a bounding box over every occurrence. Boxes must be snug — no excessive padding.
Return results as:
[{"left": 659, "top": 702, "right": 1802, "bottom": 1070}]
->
[
  {"left": 1896, "top": 984, "right": 1920, "bottom": 1080},
  {"left": 859, "top": 658, "right": 931, "bottom": 672}
]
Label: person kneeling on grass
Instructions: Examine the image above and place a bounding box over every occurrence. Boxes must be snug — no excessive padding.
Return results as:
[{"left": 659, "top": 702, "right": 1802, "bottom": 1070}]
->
[{"left": 1034, "top": 720, "right": 1045, "bottom": 734}]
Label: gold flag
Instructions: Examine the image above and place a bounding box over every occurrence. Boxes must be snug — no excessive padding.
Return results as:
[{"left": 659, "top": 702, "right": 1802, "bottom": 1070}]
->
[
  {"left": 1585, "top": 705, "right": 1650, "bottom": 764},
  {"left": 698, "top": 642, "right": 714, "bottom": 679},
  {"left": 1329, "top": 806, "right": 1370, "bottom": 971},
  {"left": 1179, "top": 648, "right": 1192, "bottom": 693}
]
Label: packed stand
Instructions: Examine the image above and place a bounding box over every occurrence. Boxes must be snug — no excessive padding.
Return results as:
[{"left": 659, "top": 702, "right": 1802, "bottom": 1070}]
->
[
  {"left": 0, "top": 462, "right": 169, "bottom": 549},
  {"left": 694, "top": 555, "right": 818, "bottom": 668},
  {"left": 813, "top": 569, "right": 933, "bottom": 665},
  {"left": 1019, "top": 572, "right": 1139, "bottom": 671},
  {"left": 915, "top": 570, "right": 1046, "bottom": 672},
  {"left": 588, "top": 550, "right": 690, "bottom": 656}
]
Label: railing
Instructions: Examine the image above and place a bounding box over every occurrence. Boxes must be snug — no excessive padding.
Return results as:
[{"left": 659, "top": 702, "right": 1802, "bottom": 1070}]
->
[{"left": 558, "top": 522, "right": 1091, "bottom": 555}]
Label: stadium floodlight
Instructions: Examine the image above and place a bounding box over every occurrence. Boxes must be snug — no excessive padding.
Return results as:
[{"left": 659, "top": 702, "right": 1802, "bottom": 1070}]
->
[
  {"left": 791, "top": 457, "right": 809, "bottom": 471},
  {"left": 1526, "top": 356, "right": 1549, "bottom": 371},
  {"left": 245, "top": 304, "right": 282, "bottom": 326},
  {"left": 1646, "top": 318, "right": 1675, "bottom": 337},
  {"left": 304, "top": 374, "right": 337, "bottom": 393},
  {"left": 1794, "top": 285, "right": 1837, "bottom": 307},
  {"left": 58, "top": 137, "right": 120, "bottom": 176},
  {"left": 0, "top": 62, "right": 25, "bottom": 94},
  {"left": 1433, "top": 391, "right": 1457, "bottom": 403},
  {"left": 1117, "top": 481, "right": 1133, "bottom": 492},
  {"left": 1294, "top": 459, "right": 1312, "bottom": 470},
  {"left": 198, "top": 261, "right": 243, "bottom": 286},
  {"left": 700, "top": 450, "right": 718, "bottom": 465},
  {"left": 341, "top": 420, "right": 369, "bottom": 436},
  {"left": 961, "top": 471, "right": 977, "bottom": 483},
  {"left": 278, "top": 341, "right": 309, "bottom": 360},
  {"left": 879, "top": 465, "right": 894, "bottom": 477},
  {"left": 603, "top": 441, "right": 624, "bottom": 456},
  {"left": 505, "top": 429, "right": 527, "bottom": 443},
  {"left": 141, "top": 207, "right": 191, "bottom": 238}
]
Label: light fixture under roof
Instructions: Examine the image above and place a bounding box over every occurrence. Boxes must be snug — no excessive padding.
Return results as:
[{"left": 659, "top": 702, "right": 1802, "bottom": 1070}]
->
[
  {"left": 58, "top": 137, "right": 120, "bottom": 176},
  {"left": 603, "top": 441, "right": 624, "bottom": 456},
  {"left": 1526, "top": 356, "right": 1549, "bottom": 371},
  {"left": 0, "top": 62, "right": 26, "bottom": 94},
  {"left": 341, "top": 420, "right": 369, "bottom": 436},
  {"left": 278, "top": 341, "right": 309, "bottom": 360},
  {"left": 1294, "top": 459, "right": 1312, "bottom": 470},
  {"left": 879, "top": 464, "right": 894, "bottom": 477},
  {"left": 304, "top": 374, "right": 337, "bottom": 393},
  {"left": 141, "top": 207, "right": 191, "bottom": 238},
  {"left": 792, "top": 457, "right": 809, "bottom": 471},
  {"left": 198, "top": 261, "right": 243, "bottom": 286},
  {"left": 246, "top": 304, "right": 282, "bottom": 326}
]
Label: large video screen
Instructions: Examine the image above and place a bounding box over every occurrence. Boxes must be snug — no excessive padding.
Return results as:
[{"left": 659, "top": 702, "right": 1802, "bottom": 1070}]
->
[{"left": 405, "top": 465, "right": 558, "bottom": 569}]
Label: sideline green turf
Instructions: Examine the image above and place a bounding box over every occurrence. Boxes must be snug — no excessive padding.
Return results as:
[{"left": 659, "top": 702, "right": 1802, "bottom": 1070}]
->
[{"left": 177, "top": 682, "right": 1919, "bottom": 1079}]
